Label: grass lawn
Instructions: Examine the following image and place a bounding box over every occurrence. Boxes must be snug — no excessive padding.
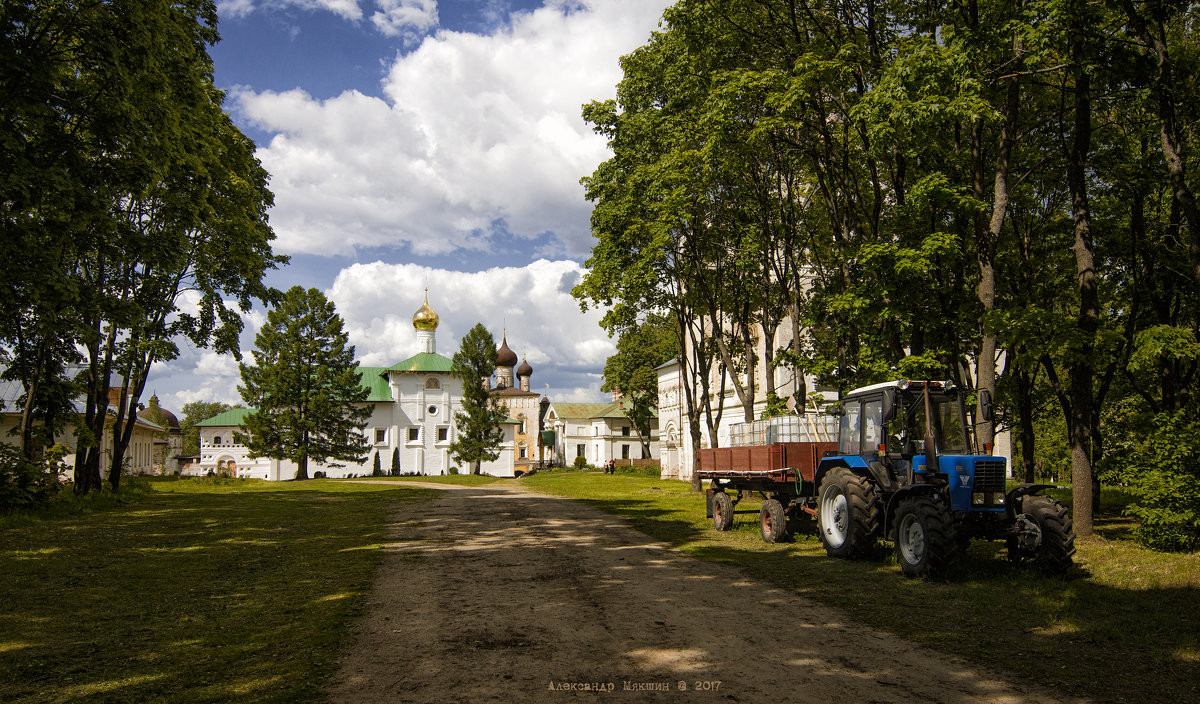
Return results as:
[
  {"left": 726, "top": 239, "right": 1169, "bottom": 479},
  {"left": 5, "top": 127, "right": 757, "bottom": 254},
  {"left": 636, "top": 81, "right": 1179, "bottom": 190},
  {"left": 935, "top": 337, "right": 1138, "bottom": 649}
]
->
[
  {"left": 522, "top": 469, "right": 1200, "bottom": 704},
  {"left": 0, "top": 477, "right": 434, "bottom": 704}
]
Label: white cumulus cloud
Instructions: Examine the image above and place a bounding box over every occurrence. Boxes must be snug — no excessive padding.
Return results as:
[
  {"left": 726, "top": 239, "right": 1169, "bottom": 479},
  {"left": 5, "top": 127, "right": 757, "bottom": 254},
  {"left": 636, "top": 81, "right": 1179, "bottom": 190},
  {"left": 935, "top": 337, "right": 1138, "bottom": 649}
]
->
[
  {"left": 217, "top": 0, "right": 365, "bottom": 21},
  {"left": 372, "top": 0, "right": 439, "bottom": 39},
  {"left": 230, "top": 0, "right": 670, "bottom": 259},
  {"left": 327, "top": 259, "right": 613, "bottom": 400},
  {"left": 154, "top": 259, "right": 613, "bottom": 409}
]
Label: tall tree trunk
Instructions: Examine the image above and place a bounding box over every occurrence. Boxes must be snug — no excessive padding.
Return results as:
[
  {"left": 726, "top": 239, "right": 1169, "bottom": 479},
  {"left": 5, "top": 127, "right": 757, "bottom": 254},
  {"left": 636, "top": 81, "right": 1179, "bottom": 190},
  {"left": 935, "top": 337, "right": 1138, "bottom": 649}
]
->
[
  {"left": 1014, "top": 356, "right": 1038, "bottom": 483},
  {"left": 1066, "top": 63, "right": 1098, "bottom": 537},
  {"left": 1118, "top": 0, "right": 1200, "bottom": 292},
  {"left": 975, "top": 64, "right": 1020, "bottom": 448}
]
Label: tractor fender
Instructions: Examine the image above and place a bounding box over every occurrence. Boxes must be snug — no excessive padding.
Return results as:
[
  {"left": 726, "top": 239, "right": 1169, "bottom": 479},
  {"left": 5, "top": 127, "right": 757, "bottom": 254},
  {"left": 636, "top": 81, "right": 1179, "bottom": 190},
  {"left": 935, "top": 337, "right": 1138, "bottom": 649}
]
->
[
  {"left": 1005, "top": 483, "right": 1064, "bottom": 521},
  {"left": 883, "top": 484, "right": 944, "bottom": 541},
  {"left": 814, "top": 456, "right": 872, "bottom": 493}
]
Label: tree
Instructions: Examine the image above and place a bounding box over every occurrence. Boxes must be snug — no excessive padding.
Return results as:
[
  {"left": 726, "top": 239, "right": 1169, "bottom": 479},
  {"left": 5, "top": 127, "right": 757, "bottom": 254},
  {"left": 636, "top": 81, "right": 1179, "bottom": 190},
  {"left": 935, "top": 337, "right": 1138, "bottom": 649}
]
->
[
  {"left": 601, "top": 313, "right": 676, "bottom": 457},
  {"left": 179, "top": 401, "right": 233, "bottom": 457},
  {"left": 0, "top": 1, "right": 285, "bottom": 493},
  {"left": 450, "top": 324, "right": 508, "bottom": 475},
  {"left": 390, "top": 447, "right": 400, "bottom": 476},
  {"left": 238, "top": 287, "right": 371, "bottom": 480},
  {"left": 372, "top": 451, "right": 382, "bottom": 477}
]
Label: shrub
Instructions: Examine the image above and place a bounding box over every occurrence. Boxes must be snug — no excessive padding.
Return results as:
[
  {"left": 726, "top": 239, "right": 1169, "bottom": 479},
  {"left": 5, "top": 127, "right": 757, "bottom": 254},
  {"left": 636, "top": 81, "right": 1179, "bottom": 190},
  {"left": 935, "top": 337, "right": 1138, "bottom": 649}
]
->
[
  {"left": 573, "top": 456, "right": 588, "bottom": 470},
  {"left": 390, "top": 447, "right": 400, "bottom": 476},
  {"left": 313, "top": 471, "right": 327, "bottom": 479},
  {"left": 1122, "top": 411, "right": 1200, "bottom": 552},
  {"left": 0, "top": 444, "right": 63, "bottom": 513},
  {"left": 372, "top": 451, "right": 383, "bottom": 477}
]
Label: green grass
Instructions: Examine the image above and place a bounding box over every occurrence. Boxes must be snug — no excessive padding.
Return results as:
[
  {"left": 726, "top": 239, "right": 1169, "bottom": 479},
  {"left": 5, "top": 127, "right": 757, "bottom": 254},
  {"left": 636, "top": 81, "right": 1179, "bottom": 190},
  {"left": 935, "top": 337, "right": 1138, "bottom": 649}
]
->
[
  {"left": 0, "top": 477, "right": 433, "bottom": 704},
  {"left": 364, "top": 473, "right": 502, "bottom": 487},
  {"left": 3, "top": 471, "right": 1195, "bottom": 704},
  {"left": 521, "top": 470, "right": 1200, "bottom": 704}
]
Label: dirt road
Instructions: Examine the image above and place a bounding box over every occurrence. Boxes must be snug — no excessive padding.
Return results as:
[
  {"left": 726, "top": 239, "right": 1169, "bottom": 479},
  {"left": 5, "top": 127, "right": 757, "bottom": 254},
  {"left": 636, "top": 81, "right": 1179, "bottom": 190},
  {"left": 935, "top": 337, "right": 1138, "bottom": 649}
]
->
[{"left": 325, "top": 482, "right": 1084, "bottom": 703}]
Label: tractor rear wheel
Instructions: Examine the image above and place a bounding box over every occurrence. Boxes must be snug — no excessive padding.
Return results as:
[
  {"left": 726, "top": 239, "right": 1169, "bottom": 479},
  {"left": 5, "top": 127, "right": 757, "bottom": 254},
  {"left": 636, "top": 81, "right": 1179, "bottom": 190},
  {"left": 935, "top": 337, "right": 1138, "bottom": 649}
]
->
[
  {"left": 893, "top": 495, "right": 959, "bottom": 578},
  {"left": 1007, "top": 495, "right": 1075, "bottom": 574},
  {"left": 760, "top": 499, "right": 786, "bottom": 543},
  {"left": 817, "top": 468, "right": 880, "bottom": 558},
  {"left": 712, "top": 491, "right": 734, "bottom": 531}
]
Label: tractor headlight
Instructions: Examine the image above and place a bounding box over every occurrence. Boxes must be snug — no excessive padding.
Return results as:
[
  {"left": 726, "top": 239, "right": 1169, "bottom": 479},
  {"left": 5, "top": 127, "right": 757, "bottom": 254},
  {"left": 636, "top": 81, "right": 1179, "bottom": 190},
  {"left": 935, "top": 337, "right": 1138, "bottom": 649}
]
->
[
  {"left": 995, "top": 493, "right": 1005, "bottom": 505},
  {"left": 973, "top": 493, "right": 985, "bottom": 505}
]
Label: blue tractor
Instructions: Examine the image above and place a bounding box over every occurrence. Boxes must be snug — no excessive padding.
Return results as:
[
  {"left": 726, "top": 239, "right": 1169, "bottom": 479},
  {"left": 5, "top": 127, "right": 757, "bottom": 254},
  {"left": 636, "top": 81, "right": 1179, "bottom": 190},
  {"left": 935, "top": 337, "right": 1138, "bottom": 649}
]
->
[{"left": 813, "top": 380, "right": 1076, "bottom": 577}]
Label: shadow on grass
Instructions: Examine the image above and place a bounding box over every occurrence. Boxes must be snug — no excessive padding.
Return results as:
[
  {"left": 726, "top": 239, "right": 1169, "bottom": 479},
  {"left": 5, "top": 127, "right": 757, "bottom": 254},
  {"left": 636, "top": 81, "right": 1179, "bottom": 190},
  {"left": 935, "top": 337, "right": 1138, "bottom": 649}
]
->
[
  {"left": 0, "top": 484, "right": 427, "bottom": 704},
  {"left": 574, "top": 496, "right": 708, "bottom": 548},
  {"left": 565, "top": 484, "right": 1198, "bottom": 704}
]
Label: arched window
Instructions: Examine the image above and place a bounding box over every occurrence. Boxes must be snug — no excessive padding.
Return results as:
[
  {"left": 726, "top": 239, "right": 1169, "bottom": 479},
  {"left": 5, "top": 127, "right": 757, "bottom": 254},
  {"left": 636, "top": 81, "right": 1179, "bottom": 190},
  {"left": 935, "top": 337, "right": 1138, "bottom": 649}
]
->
[{"left": 425, "top": 378, "right": 440, "bottom": 390}]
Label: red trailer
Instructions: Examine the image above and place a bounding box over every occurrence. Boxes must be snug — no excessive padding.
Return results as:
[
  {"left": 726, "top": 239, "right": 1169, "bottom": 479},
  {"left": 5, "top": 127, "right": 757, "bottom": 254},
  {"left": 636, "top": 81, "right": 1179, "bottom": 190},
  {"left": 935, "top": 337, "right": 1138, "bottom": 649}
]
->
[{"left": 698, "top": 415, "right": 838, "bottom": 543}]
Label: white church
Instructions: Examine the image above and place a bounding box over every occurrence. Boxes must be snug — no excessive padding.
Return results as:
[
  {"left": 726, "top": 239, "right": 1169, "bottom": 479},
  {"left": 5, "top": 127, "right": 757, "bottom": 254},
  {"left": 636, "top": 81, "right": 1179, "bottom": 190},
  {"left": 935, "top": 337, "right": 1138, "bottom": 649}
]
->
[{"left": 194, "top": 294, "right": 519, "bottom": 480}]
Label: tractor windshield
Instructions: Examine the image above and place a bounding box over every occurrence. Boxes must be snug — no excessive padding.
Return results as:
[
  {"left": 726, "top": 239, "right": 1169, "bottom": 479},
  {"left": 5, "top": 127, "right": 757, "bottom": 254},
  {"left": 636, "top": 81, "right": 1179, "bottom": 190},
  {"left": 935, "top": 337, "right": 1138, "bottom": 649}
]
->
[{"left": 887, "top": 390, "right": 969, "bottom": 455}]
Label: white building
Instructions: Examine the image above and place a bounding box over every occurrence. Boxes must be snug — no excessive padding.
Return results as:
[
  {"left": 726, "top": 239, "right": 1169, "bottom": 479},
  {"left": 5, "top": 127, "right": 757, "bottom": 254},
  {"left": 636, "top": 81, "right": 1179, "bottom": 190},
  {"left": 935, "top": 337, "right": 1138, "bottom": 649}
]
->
[
  {"left": 656, "top": 312, "right": 834, "bottom": 482},
  {"left": 657, "top": 315, "right": 1012, "bottom": 482},
  {"left": 193, "top": 295, "right": 518, "bottom": 480},
  {"left": 544, "top": 401, "right": 658, "bottom": 468}
]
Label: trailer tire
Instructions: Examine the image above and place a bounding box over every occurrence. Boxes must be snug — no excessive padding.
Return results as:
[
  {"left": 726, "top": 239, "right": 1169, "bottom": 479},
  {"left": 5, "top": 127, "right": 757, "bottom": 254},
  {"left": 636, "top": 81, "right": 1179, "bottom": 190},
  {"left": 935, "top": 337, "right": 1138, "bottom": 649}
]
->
[
  {"left": 817, "top": 468, "right": 880, "bottom": 558},
  {"left": 760, "top": 499, "right": 787, "bottom": 543},
  {"left": 712, "top": 491, "right": 734, "bottom": 531},
  {"left": 1007, "top": 495, "right": 1075, "bottom": 574},
  {"left": 893, "top": 495, "right": 958, "bottom": 578}
]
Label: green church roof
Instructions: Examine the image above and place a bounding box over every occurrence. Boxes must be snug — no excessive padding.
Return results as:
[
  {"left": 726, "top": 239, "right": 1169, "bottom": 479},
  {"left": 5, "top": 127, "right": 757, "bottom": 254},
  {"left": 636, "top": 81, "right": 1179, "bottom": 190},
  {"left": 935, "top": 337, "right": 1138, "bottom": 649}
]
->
[
  {"left": 195, "top": 408, "right": 255, "bottom": 427},
  {"left": 387, "top": 353, "right": 455, "bottom": 374},
  {"left": 356, "top": 366, "right": 395, "bottom": 401}
]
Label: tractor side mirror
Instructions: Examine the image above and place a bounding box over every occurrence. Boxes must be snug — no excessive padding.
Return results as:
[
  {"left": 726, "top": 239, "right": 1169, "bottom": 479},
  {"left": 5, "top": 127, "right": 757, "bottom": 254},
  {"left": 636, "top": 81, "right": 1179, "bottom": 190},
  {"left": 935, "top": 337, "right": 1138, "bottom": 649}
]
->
[
  {"left": 979, "top": 389, "right": 994, "bottom": 423},
  {"left": 881, "top": 388, "right": 896, "bottom": 423}
]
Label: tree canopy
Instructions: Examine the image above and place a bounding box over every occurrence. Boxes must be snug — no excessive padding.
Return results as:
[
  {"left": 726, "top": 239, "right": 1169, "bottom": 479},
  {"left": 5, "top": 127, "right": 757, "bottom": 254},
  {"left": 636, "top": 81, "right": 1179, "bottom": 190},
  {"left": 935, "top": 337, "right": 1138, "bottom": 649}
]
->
[
  {"left": 601, "top": 313, "right": 676, "bottom": 457},
  {"left": 575, "top": 0, "right": 1200, "bottom": 545},
  {"left": 0, "top": 0, "right": 285, "bottom": 494},
  {"left": 238, "top": 286, "right": 371, "bottom": 480}
]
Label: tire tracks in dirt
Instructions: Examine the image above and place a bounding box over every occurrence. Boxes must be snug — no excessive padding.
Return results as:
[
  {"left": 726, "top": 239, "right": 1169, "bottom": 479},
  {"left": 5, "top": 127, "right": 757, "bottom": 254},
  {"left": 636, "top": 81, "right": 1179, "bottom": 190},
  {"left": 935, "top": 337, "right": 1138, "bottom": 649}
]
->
[{"left": 325, "top": 482, "right": 1087, "bottom": 704}]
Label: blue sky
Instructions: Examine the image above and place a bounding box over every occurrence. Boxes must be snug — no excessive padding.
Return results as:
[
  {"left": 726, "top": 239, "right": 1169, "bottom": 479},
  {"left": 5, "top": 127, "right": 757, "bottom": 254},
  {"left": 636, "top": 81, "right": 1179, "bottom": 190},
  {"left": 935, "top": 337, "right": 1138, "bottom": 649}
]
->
[{"left": 144, "top": 0, "right": 673, "bottom": 411}]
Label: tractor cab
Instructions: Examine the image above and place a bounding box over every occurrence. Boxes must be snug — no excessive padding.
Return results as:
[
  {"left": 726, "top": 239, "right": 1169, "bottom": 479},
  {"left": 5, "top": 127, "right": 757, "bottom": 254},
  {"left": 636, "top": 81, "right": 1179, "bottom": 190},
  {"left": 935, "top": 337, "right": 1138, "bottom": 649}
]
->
[{"left": 828, "top": 380, "right": 1007, "bottom": 514}]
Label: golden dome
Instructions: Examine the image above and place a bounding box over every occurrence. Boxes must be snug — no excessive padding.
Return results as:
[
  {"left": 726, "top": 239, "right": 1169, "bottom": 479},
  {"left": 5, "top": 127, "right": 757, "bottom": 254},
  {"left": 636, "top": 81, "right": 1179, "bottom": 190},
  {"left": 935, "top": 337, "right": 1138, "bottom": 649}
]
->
[{"left": 412, "top": 290, "right": 439, "bottom": 331}]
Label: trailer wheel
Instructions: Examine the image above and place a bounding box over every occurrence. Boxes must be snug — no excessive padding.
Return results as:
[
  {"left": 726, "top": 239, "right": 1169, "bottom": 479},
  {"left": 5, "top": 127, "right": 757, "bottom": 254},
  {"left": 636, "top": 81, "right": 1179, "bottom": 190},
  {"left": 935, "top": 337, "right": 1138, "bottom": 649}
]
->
[
  {"left": 1007, "top": 495, "right": 1075, "bottom": 574},
  {"left": 817, "top": 468, "right": 880, "bottom": 558},
  {"left": 712, "top": 491, "right": 735, "bottom": 531},
  {"left": 893, "top": 495, "right": 958, "bottom": 578},
  {"left": 760, "top": 499, "right": 787, "bottom": 543}
]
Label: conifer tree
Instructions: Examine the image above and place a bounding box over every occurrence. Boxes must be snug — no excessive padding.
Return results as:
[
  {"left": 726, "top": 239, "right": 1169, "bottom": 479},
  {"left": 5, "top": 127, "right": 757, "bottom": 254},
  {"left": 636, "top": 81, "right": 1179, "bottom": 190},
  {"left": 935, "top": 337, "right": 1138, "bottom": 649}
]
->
[
  {"left": 450, "top": 324, "right": 508, "bottom": 475},
  {"left": 239, "top": 286, "right": 370, "bottom": 480}
]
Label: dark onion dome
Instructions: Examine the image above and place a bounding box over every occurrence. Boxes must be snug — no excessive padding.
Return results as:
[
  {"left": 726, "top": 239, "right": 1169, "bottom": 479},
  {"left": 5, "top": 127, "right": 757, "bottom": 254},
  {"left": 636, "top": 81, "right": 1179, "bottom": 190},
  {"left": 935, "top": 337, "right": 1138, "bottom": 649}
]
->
[
  {"left": 495, "top": 333, "right": 518, "bottom": 367},
  {"left": 516, "top": 355, "right": 533, "bottom": 377},
  {"left": 138, "top": 394, "right": 180, "bottom": 431}
]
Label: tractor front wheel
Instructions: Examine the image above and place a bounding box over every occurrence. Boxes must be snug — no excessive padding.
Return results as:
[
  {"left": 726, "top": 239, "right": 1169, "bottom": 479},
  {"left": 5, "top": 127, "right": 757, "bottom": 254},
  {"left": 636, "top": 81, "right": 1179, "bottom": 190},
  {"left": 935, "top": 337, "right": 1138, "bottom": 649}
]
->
[
  {"left": 893, "top": 495, "right": 959, "bottom": 578},
  {"left": 1007, "top": 495, "right": 1075, "bottom": 574}
]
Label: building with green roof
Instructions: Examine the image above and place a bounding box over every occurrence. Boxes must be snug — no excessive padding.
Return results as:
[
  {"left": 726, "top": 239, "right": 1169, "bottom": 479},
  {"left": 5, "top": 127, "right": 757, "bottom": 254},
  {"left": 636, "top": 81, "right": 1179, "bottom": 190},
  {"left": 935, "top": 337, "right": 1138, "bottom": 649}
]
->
[
  {"left": 542, "top": 399, "right": 658, "bottom": 469},
  {"left": 193, "top": 294, "right": 518, "bottom": 480}
]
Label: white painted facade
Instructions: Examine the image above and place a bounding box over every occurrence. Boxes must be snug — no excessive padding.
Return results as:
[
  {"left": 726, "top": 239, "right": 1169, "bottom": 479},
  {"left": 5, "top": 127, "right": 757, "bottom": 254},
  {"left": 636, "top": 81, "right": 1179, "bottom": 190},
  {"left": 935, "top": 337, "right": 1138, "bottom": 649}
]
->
[
  {"left": 544, "top": 401, "right": 658, "bottom": 467},
  {"left": 193, "top": 296, "right": 517, "bottom": 480},
  {"left": 657, "top": 314, "right": 1013, "bottom": 482}
]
